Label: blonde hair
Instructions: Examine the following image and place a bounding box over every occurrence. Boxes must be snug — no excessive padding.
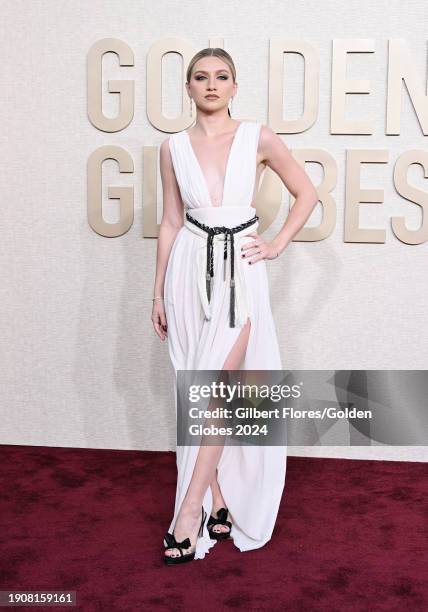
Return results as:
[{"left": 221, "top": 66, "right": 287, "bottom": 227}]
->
[{"left": 186, "top": 48, "right": 236, "bottom": 117}]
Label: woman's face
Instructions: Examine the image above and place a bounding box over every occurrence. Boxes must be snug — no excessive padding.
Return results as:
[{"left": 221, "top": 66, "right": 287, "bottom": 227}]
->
[{"left": 187, "top": 57, "right": 237, "bottom": 114}]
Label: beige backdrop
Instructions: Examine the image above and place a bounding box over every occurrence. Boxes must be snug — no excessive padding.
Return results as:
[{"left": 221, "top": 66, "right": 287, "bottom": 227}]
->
[{"left": 1, "top": 0, "right": 427, "bottom": 461}]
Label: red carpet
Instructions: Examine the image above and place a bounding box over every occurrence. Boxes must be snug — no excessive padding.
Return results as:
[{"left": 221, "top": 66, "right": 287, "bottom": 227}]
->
[{"left": 1, "top": 445, "right": 426, "bottom": 611}]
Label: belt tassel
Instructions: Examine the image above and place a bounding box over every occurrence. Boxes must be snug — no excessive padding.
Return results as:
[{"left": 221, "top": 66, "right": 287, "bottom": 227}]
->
[
  {"left": 206, "top": 233, "right": 214, "bottom": 303},
  {"left": 229, "top": 233, "right": 235, "bottom": 327},
  {"left": 223, "top": 234, "right": 228, "bottom": 282}
]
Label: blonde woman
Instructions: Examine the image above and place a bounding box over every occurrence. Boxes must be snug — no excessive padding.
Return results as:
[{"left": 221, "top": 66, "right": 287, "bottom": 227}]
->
[{"left": 152, "top": 48, "right": 318, "bottom": 565}]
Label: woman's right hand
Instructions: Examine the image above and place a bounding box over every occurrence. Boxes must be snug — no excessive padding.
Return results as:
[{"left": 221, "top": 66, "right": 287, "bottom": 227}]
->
[{"left": 151, "top": 298, "right": 168, "bottom": 341}]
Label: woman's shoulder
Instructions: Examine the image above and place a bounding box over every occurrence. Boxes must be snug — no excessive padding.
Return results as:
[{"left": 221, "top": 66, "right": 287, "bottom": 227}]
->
[
  {"left": 243, "top": 120, "right": 274, "bottom": 142},
  {"left": 256, "top": 123, "right": 282, "bottom": 147},
  {"left": 169, "top": 128, "right": 187, "bottom": 140},
  {"left": 159, "top": 132, "right": 179, "bottom": 163},
  {"left": 255, "top": 121, "right": 275, "bottom": 134},
  {"left": 242, "top": 121, "right": 273, "bottom": 145},
  {"left": 161, "top": 129, "right": 188, "bottom": 156},
  {"left": 160, "top": 129, "right": 184, "bottom": 152}
]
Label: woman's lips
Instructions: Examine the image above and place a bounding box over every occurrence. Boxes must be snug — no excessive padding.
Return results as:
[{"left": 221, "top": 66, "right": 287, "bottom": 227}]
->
[{"left": 205, "top": 95, "right": 219, "bottom": 99}]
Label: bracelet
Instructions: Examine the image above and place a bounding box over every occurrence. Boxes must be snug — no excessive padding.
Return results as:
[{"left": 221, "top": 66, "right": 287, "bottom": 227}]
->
[{"left": 152, "top": 296, "right": 164, "bottom": 301}]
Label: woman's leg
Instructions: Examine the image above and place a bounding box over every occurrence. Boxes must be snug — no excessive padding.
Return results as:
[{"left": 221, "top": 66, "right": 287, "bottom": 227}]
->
[
  {"left": 208, "top": 318, "right": 251, "bottom": 533},
  {"left": 165, "top": 318, "right": 251, "bottom": 557}
]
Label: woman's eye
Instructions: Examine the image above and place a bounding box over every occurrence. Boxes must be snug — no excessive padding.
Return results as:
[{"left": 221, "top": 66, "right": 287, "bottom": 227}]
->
[{"left": 195, "top": 75, "right": 228, "bottom": 80}]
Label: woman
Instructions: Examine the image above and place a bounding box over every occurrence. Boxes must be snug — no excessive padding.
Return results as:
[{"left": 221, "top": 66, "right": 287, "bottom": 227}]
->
[{"left": 152, "top": 48, "right": 318, "bottom": 565}]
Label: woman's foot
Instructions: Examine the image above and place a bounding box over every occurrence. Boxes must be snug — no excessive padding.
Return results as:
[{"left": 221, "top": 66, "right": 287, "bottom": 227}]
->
[
  {"left": 207, "top": 506, "right": 232, "bottom": 540},
  {"left": 164, "top": 502, "right": 205, "bottom": 561},
  {"left": 208, "top": 471, "right": 231, "bottom": 539}
]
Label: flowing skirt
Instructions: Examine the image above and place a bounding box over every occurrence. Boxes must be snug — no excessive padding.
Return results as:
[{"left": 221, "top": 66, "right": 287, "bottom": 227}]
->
[{"left": 164, "top": 206, "right": 287, "bottom": 558}]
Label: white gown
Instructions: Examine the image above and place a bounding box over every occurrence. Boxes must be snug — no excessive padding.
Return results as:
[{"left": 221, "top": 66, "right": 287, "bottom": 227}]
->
[{"left": 164, "top": 120, "right": 287, "bottom": 558}]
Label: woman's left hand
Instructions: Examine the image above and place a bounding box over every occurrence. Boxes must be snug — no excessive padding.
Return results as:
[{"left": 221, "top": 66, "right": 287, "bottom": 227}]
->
[{"left": 240, "top": 232, "right": 280, "bottom": 264}]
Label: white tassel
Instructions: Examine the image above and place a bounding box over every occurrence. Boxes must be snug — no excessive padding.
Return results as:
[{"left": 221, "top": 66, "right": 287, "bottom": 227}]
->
[
  {"left": 233, "top": 236, "right": 249, "bottom": 326},
  {"left": 196, "top": 246, "right": 211, "bottom": 320}
]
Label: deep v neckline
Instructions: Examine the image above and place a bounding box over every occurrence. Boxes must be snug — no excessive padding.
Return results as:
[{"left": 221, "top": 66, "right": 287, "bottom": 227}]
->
[{"left": 184, "top": 121, "right": 245, "bottom": 208}]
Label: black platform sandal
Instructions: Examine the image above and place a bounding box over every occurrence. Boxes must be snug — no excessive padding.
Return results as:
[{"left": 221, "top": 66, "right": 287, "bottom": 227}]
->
[
  {"left": 207, "top": 507, "right": 232, "bottom": 540},
  {"left": 163, "top": 507, "right": 207, "bottom": 565}
]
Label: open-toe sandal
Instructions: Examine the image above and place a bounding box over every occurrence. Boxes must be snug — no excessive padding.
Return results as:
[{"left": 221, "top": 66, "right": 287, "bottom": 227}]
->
[
  {"left": 207, "top": 507, "right": 232, "bottom": 541},
  {"left": 163, "top": 506, "right": 207, "bottom": 565}
]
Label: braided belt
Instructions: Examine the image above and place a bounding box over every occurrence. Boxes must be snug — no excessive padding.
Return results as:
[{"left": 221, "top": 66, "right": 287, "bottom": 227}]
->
[{"left": 185, "top": 211, "right": 259, "bottom": 327}]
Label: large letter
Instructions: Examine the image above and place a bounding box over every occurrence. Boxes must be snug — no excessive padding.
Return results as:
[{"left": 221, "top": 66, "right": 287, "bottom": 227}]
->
[
  {"left": 147, "top": 38, "right": 198, "bottom": 132},
  {"left": 387, "top": 39, "right": 428, "bottom": 135},
  {"left": 392, "top": 150, "right": 428, "bottom": 244},
  {"left": 331, "top": 39, "right": 375, "bottom": 135},
  {"left": 87, "top": 39, "right": 135, "bottom": 132},
  {"left": 344, "top": 150, "right": 388, "bottom": 243},
  {"left": 269, "top": 39, "right": 319, "bottom": 133},
  {"left": 87, "top": 146, "right": 134, "bottom": 237},
  {"left": 291, "top": 150, "right": 337, "bottom": 241}
]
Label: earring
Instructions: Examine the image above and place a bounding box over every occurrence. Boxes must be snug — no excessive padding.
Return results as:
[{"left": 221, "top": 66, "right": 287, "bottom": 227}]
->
[
  {"left": 229, "top": 97, "right": 234, "bottom": 115},
  {"left": 189, "top": 97, "right": 193, "bottom": 117}
]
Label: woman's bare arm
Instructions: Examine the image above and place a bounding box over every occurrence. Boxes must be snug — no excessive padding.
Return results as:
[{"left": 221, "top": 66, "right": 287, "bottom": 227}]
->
[
  {"left": 151, "top": 138, "right": 184, "bottom": 340},
  {"left": 259, "top": 126, "right": 319, "bottom": 254},
  {"left": 152, "top": 138, "right": 185, "bottom": 300}
]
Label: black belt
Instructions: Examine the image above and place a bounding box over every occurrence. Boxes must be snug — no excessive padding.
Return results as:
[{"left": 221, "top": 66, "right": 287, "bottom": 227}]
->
[{"left": 185, "top": 211, "right": 259, "bottom": 327}]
